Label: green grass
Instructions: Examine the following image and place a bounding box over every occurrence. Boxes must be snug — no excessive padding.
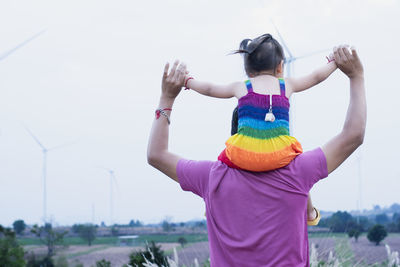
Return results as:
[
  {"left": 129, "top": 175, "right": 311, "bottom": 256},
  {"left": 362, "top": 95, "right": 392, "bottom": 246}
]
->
[
  {"left": 18, "top": 236, "right": 119, "bottom": 246},
  {"left": 18, "top": 233, "right": 208, "bottom": 247},
  {"left": 334, "top": 238, "right": 354, "bottom": 267},
  {"left": 308, "top": 232, "right": 349, "bottom": 238},
  {"left": 135, "top": 233, "right": 208, "bottom": 244}
]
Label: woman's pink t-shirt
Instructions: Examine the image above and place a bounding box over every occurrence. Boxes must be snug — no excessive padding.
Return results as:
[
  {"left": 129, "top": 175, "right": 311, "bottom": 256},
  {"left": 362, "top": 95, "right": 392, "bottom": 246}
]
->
[{"left": 177, "top": 148, "right": 328, "bottom": 267}]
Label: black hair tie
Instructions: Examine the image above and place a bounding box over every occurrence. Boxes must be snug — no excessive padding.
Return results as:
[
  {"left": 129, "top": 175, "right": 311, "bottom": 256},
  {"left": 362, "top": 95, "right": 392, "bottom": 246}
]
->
[{"left": 246, "top": 34, "right": 272, "bottom": 54}]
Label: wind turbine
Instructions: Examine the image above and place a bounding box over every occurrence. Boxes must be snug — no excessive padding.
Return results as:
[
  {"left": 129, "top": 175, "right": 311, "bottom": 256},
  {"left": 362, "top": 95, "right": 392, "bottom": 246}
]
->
[
  {"left": 271, "top": 21, "right": 330, "bottom": 134},
  {"left": 98, "top": 167, "right": 119, "bottom": 225},
  {"left": 23, "top": 125, "right": 76, "bottom": 222},
  {"left": 0, "top": 30, "right": 45, "bottom": 62},
  {"left": 356, "top": 147, "right": 363, "bottom": 222}
]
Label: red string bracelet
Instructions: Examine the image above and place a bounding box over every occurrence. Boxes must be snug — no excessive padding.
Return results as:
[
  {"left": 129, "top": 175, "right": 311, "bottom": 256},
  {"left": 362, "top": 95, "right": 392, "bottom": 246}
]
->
[
  {"left": 184, "top": 77, "right": 194, "bottom": 90},
  {"left": 326, "top": 56, "right": 335, "bottom": 63},
  {"left": 155, "top": 108, "right": 172, "bottom": 124}
]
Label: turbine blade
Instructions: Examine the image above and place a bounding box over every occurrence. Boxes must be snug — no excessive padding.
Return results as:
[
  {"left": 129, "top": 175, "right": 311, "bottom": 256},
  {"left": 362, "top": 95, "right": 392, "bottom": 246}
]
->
[
  {"left": 293, "top": 48, "right": 331, "bottom": 61},
  {"left": 22, "top": 124, "right": 46, "bottom": 150},
  {"left": 270, "top": 20, "right": 293, "bottom": 58},
  {"left": 95, "top": 165, "right": 111, "bottom": 172},
  {"left": 0, "top": 30, "right": 46, "bottom": 62},
  {"left": 48, "top": 139, "right": 79, "bottom": 151}
]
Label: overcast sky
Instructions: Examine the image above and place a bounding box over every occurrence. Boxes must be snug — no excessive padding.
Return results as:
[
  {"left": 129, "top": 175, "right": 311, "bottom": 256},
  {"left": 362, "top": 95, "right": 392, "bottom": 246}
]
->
[{"left": 1, "top": 0, "right": 399, "bottom": 226}]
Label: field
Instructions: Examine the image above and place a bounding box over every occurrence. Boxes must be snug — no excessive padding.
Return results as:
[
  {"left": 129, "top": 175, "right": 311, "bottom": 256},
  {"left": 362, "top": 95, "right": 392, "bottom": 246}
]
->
[{"left": 21, "top": 233, "right": 400, "bottom": 266}]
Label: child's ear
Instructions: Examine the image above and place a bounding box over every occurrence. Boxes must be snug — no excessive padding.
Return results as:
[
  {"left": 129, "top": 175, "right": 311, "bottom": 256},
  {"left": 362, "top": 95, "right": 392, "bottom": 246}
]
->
[{"left": 276, "top": 60, "right": 284, "bottom": 76}]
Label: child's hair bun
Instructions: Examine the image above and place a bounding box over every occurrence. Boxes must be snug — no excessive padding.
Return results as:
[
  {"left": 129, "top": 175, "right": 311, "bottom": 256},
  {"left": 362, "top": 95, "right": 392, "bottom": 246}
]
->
[{"left": 235, "top": 34, "right": 273, "bottom": 55}]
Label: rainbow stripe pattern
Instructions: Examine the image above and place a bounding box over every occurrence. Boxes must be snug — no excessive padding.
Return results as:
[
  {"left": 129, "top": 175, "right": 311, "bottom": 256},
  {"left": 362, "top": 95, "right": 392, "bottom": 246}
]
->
[{"left": 219, "top": 78, "right": 303, "bottom": 172}]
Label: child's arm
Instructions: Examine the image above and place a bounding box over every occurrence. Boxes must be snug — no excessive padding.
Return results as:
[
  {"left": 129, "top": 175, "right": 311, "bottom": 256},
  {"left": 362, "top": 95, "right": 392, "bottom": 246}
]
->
[
  {"left": 185, "top": 77, "right": 242, "bottom": 99},
  {"left": 286, "top": 58, "right": 337, "bottom": 95}
]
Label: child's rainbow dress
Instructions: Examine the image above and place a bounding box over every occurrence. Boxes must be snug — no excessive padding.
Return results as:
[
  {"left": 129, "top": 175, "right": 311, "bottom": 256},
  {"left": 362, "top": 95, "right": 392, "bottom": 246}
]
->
[{"left": 218, "top": 78, "right": 303, "bottom": 172}]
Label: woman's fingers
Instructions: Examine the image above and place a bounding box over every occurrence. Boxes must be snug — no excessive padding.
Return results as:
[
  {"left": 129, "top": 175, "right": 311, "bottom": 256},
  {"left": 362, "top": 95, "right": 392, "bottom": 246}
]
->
[
  {"left": 176, "top": 63, "right": 186, "bottom": 85},
  {"left": 342, "top": 46, "right": 352, "bottom": 61},
  {"left": 337, "top": 45, "right": 348, "bottom": 62},
  {"left": 169, "top": 60, "right": 179, "bottom": 78},
  {"left": 163, "top": 62, "right": 170, "bottom": 80},
  {"left": 350, "top": 46, "right": 359, "bottom": 60},
  {"left": 333, "top": 46, "right": 339, "bottom": 62}
]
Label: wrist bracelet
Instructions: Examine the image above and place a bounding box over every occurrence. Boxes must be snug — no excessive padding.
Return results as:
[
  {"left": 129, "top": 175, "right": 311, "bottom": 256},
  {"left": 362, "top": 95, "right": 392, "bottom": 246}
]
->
[
  {"left": 184, "top": 77, "right": 194, "bottom": 90},
  {"left": 155, "top": 108, "right": 172, "bottom": 124},
  {"left": 326, "top": 56, "right": 335, "bottom": 63}
]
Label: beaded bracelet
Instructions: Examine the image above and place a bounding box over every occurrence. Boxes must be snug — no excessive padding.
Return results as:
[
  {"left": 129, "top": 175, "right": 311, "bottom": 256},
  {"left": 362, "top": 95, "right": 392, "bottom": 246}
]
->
[{"left": 155, "top": 108, "right": 172, "bottom": 124}]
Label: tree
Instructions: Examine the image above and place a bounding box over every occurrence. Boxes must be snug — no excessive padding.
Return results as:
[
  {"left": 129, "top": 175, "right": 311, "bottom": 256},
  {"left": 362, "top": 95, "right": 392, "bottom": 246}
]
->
[
  {"left": 31, "top": 223, "right": 67, "bottom": 258},
  {"left": 328, "top": 211, "right": 354, "bottom": 232},
  {"left": 12, "top": 220, "right": 26, "bottom": 235},
  {"left": 71, "top": 224, "right": 82, "bottom": 234},
  {"left": 390, "top": 203, "right": 400, "bottom": 213},
  {"left": 129, "top": 220, "right": 143, "bottom": 227},
  {"left": 392, "top": 213, "right": 400, "bottom": 223},
  {"left": 0, "top": 225, "right": 26, "bottom": 267},
  {"left": 111, "top": 226, "right": 119, "bottom": 236},
  {"left": 367, "top": 224, "right": 387, "bottom": 245},
  {"left": 373, "top": 205, "right": 381, "bottom": 212},
  {"left": 347, "top": 228, "right": 360, "bottom": 242},
  {"left": 78, "top": 224, "right": 97, "bottom": 246},
  {"left": 178, "top": 237, "right": 188, "bottom": 247},
  {"left": 162, "top": 220, "right": 172, "bottom": 232},
  {"left": 128, "top": 241, "right": 170, "bottom": 267},
  {"left": 375, "top": 213, "right": 389, "bottom": 225},
  {"left": 357, "top": 216, "right": 372, "bottom": 231}
]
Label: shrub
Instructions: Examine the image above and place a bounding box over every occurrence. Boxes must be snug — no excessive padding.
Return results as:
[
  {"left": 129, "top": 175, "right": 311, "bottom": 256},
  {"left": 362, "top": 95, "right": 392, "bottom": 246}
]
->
[
  {"left": 31, "top": 223, "right": 67, "bottom": 258},
  {"left": 12, "top": 220, "right": 26, "bottom": 235},
  {"left": 0, "top": 225, "right": 25, "bottom": 267},
  {"left": 178, "top": 237, "right": 188, "bottom": 247},
  {"left": 26, "top": 252, "right": 54, "bottom": 267},
  {"left": 367, "top": 224, "right": 387, "bottom": 245},
  {"left": 347, "top": 228, "right": 361, "bottom": 242},
  {"left": 78, "top": 224, "right": 97, "bottom": 246},
  {"left": 96, "top": 259, "right": 111, "bottom": 267},
  {"left": 128, "top": 241, "right": 170, "bottom": 267}
]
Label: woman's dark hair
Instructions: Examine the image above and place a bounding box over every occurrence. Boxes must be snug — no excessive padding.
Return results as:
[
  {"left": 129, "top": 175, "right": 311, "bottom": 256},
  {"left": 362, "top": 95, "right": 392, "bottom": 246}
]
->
[{"left": 234, "top": 34, "right": 284, "bottom": 76}]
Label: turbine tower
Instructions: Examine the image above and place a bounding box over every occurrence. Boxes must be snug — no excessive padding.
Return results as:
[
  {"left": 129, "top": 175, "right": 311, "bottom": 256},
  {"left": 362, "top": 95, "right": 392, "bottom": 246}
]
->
[
  {"left": 98, "top": 167, "right": 119, "bottom": 225},
  {"left": 24, "top": 125, "right": 75, "bottom": 222},
  {"left": 0, "top": 30, "right": 45, "bottom": 62},
  {"left": 357, "top": 147, "right": 363, "bottom": 220},
  {"left": 271, "top": 21, "right": 329, "bottom": 133}
]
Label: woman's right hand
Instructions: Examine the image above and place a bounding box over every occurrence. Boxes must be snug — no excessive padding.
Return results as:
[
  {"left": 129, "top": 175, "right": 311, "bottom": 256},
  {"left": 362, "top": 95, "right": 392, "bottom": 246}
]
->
[
  {"left": 333, "top": 45, "right": 364, "bottom": 79},
  {"left": 161, "top": 60, "right": 186, "bottom": 100}
]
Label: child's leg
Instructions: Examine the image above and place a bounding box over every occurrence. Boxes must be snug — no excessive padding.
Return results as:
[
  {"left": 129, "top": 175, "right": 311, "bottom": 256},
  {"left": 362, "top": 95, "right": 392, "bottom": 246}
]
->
[{"left": 307, "top": 193, "right": 321, "bottom": 226}]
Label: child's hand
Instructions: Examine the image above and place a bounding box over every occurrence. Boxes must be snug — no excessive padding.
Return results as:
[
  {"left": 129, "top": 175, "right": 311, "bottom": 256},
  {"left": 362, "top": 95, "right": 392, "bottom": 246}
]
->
[{"left": 334, "top": 45, "right": 364, "bottom": 79}]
